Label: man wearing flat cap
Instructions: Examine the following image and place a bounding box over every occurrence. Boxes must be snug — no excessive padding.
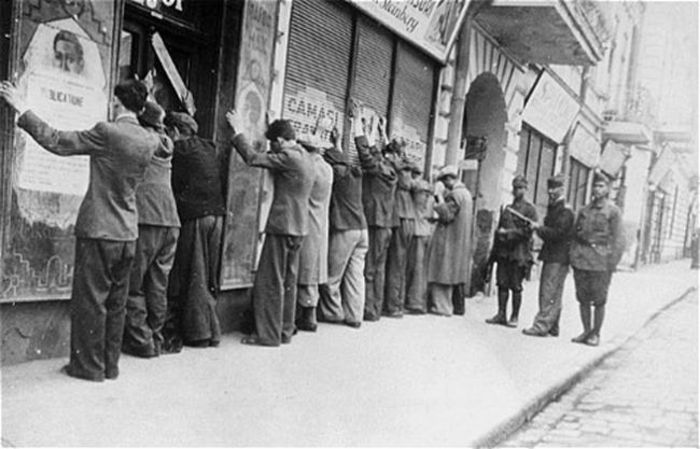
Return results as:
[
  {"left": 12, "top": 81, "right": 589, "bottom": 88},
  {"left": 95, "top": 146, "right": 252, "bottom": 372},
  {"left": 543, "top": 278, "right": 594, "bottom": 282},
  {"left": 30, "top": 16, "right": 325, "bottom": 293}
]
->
[
  {"left": 226, "top": 110, "right": 314, "bottom": 346},
  {"left": 569, "top": 170, "right": 625, "bottom": 346},
  {"left": 165, "top": 111, "right": 227, "bottom": 348},
  {"left": 426, "top": 165, "right": 472, "bottom": 316},
  {"left": 523, "top": 174, "right": 574, "bottom": 337},
  {"left": 486, "top": 175, "right": 538, "bottom": 327}
]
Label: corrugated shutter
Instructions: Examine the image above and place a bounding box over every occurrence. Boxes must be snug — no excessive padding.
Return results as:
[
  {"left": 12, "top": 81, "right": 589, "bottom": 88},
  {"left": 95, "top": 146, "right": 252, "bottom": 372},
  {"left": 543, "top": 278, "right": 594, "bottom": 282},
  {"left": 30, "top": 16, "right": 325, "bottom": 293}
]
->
[
  {"left": 283, "top": 0, "right": 353, "bottom": 143},
  {"left": 390, "top": 42, "right": 436, "bottom": 165},
  {"left": 353, "top": 17, "right": 393, "bottom": 118}
]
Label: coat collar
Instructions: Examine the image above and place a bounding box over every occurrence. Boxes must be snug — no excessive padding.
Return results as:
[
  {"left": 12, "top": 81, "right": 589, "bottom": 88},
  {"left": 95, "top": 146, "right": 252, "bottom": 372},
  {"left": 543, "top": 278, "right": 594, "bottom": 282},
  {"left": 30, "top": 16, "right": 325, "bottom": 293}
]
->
[{"left": 114, "top": 112, "right": 139, "bottom": 125}]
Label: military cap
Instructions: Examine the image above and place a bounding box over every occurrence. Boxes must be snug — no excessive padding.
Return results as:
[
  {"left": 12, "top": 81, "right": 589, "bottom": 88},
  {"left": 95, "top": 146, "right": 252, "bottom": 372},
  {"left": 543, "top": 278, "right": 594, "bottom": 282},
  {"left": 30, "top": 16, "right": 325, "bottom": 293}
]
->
[
  {"left": 165, "top": 111, "right": 198, "bottom": 135},
  {"left": 547, "top": 174, "right": 566, "bottom": 189},
  {"left": 592, "top": 170, "right": 611, "bottom": 185},
  {"left": 437, "top": 164, "right": 458, "bottom": 181},
  {"left": 512, "top": 175, "right": 528, "bottom": 188}
]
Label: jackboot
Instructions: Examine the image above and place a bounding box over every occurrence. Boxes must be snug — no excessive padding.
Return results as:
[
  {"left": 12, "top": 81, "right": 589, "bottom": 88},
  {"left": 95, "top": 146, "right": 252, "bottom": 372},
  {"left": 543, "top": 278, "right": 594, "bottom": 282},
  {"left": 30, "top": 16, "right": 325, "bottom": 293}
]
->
[
  {"left": 296, "top": 306, "right": 318, "bottom": 332},
  {"left": 586, "top": 304, "right": 605, "bottom": 346},
  {"left": 571, "top": 303, "right": 592, "bottom": 344},
  {"left": 485, "top": 288, "right": 508, "bottom": 325},
  {"left": 506, "top": 290, "right": 522, "bottom": 327}
]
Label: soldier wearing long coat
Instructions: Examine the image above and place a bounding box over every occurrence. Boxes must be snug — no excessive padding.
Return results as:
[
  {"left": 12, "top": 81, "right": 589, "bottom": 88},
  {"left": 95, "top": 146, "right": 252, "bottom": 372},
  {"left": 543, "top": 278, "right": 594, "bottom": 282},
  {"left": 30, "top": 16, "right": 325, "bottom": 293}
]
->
[{"left": 426, "top": 165, "right": 472, "bottom": 316}]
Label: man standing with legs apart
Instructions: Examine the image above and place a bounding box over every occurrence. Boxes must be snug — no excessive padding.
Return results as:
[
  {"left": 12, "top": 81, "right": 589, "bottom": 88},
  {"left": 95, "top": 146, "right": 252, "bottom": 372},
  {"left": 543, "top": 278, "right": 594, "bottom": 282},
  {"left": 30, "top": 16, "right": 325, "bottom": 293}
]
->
[
  {"left": 522, "top": 174, "right": 574, "bottom": 337},
  {"left": 426, "top": 165, "right": 472, "bottom": 316},
  {"left": 486, "top": 175, "right": 538, "bottom": 328},
  {"left": 570, "top": 171, "right": 625, "bottom": 346},
  {"left": 0, "top": 79, "right": 158, "bottom": 381},
  {"left": 226, "top": 110, "right": 314, "bottom": 346}
]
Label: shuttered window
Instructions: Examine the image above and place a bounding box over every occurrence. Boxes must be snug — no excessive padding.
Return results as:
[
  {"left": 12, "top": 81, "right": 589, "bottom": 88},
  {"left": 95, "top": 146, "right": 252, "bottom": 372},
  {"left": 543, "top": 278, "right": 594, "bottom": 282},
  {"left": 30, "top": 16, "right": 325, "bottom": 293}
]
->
[
  {"left": 568, "top": 158, "right": 590, "bottom": 211},
  {"left": 518, "top": 124, "right": 558, "bottom": 210},
  {"left": 352, "top": 17, "right": 394, "bottom": 118}
]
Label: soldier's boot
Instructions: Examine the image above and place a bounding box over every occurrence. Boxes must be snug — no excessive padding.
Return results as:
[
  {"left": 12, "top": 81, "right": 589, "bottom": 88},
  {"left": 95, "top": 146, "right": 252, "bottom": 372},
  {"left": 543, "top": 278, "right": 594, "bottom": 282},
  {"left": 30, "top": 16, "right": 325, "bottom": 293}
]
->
[
  {"left": 485, "top": 288, "right": 508, "bottom": 325},
  {"left": 571, "top": 304, "right": 592, "bottom": 344},
  {"left": 297, "top": 306, "right": 318, "bottom": 332},
  {"left": 506, "top": 290, "right": 522, "bottom": 328},
  {"left": 586, "top": 305, "right": 605, "bottom": 346}
]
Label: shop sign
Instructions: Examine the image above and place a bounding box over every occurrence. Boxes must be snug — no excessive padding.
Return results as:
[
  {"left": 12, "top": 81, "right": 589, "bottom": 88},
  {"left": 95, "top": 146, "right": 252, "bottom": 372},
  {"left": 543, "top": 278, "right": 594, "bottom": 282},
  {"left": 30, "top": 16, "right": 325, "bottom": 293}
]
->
[
  {"left": 283, "top": 87, "right": 343, "bottom": 147},
  {"left": 569, "top": 123, "right": 600, "bottom": 168},
  {"left": 17, "top": 19, "right": 107, "bottom": 202},
  {"left": 521, "top": 71, "right": 580, "bottom": 143},
  {"left": 347, "top": 0, "right": 471, "bottom": 63},
  {"left": 599, "top": 141, "right": 629, "bottom": 176}
]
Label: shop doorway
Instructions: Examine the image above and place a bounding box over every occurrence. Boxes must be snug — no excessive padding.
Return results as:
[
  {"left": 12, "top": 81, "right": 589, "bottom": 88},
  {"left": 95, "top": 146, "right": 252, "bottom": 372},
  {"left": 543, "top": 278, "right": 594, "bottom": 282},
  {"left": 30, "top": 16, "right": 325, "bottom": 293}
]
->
[
  {"left": 117, "top": 1, "right": 222, "bottom": 136},
  {"left": 462, "top": 72, "right": 507, "bottom": 294}
]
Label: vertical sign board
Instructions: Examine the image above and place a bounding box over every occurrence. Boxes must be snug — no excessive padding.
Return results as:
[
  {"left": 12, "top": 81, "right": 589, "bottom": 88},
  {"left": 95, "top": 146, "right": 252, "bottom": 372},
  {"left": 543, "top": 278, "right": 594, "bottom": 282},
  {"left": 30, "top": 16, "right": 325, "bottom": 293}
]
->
[
  {"left": 347, "top": 0, "right": 471, "bottom": 63},
  {"left": 220, "top": 0, "right": 279, "bottom": 289},
  {"left": 521, "top": 71, "right": 580, "bottom": 144},
  {"left": 2, "top": 3, "right": 112, "bottom": 302}
]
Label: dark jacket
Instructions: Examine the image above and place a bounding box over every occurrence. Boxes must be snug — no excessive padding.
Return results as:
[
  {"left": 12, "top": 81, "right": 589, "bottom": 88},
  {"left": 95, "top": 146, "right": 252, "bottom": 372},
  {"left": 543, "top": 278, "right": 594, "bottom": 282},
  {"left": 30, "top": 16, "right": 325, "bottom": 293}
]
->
[
  {"left": 536, "top": 197, "right": 574, "bottom": 264},
  {"left": 172, "top": 136, "right": 226, "bottom": 222},
  {"left": 492, "top": 198, "right": 538, "bottom": 266},
  {"left": 570, "top": 199, "right": 626, "bottom": 271},
  {"left": 17, "top": 110, "right": 159, "bottom": 241},
  {"left": 323, "top": 147, "right": 367, "bottom": 232},
  {"left": 136, "top": 133, "right": 180, "bottom": 227},
  {"left": 232, "top": 134, "right": 314, "bottom": 236},
  {"left": 356, "top": 136, "right": 397, "bottom": 228}
]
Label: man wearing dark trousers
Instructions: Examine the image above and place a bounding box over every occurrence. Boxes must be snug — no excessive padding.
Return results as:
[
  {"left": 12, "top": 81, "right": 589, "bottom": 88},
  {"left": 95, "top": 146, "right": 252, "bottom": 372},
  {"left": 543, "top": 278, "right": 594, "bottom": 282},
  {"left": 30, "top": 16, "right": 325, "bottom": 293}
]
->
[
  {"left": 486, "top": 175, "right": 538, "bottom": 328},
  {"left": 523, "top": 174, "right": 574, "bottom": 337},
  {"left": 226, "top": 110, "right": 314, "bottom": 346},
  {"left": 570, "top": 171, "right": 625, "bottom": 346},
  {"left": 0, "top": 79, "right": 158, "bottom": 381},
  {"left": 355, "top": 112, "right": 398, "bottom": 322}
]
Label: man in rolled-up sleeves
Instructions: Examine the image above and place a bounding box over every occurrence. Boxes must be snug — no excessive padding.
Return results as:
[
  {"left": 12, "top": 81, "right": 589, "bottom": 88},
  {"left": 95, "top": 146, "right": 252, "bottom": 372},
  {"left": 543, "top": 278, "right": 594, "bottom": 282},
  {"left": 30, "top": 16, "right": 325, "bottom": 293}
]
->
[{"left": 226, "top": 110, "right": 314, "bottom": 347}]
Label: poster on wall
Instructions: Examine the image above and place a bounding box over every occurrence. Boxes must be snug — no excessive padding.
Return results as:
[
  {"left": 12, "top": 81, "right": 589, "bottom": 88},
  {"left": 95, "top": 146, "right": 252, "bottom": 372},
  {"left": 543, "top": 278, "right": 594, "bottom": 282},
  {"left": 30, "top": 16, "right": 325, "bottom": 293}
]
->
[
  {"left": 2, "top": 14, "right": 109, "bottom": 302},
  {"left": 347, "top": 0, "right": 471, "bottom": 63},
  {"left": 220, "top": 0, "right": 279, "bottom": 289},
  {"left": 283, "top": 86, "right": 344, "bottom": 148},
  {"left": 391, "top": 117, "right": 427, "bottom": 169}
]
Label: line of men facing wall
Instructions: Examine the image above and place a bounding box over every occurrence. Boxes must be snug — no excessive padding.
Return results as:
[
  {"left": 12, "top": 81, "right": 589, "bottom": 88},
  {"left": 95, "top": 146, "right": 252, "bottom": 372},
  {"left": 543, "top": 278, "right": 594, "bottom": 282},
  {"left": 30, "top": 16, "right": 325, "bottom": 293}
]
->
[{"left": 0, "top": 79, "right": 625, "bottom": 383}]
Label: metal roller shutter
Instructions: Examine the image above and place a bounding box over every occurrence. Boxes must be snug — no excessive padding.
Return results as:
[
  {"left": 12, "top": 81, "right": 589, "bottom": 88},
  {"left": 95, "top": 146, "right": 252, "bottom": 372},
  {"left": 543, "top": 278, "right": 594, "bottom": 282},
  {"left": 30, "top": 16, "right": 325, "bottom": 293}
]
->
[
  {"left": 283, "top": 0, "right": 353, "bottom": 143},
  {"left": 352, "top": 17, "right": 393, "bottom": 119},
  {"left": 390, "top": 42, "right": 436, "bottom": 166}
]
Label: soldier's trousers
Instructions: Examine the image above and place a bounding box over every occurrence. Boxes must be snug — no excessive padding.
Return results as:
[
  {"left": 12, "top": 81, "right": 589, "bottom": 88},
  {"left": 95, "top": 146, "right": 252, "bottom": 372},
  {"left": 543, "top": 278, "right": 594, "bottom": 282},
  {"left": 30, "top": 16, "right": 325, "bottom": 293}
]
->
[
  {"left": 251, "top": 234, "right": 303, "bottom": 345},
  {"left": 385, "top": 219, "right": 414, "bottom": 314},
  {"left": 530, "top": 262, "right": 569, "bottom": 333},
  {"left": 67, "top": 238, "right": 135, "bottom": 381},
  {"left": 364, "top": 227, "right": 392, "bottom": 320},
  {"left": 123, "top": 225, "right": 179, "bottom": 356}
]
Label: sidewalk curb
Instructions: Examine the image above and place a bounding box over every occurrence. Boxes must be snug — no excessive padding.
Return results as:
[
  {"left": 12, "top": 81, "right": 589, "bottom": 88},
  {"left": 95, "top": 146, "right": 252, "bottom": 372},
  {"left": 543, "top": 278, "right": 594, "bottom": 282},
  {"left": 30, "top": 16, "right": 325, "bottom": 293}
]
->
[{"left": 471, "top": 285, "right": 697, "bottom": 449}]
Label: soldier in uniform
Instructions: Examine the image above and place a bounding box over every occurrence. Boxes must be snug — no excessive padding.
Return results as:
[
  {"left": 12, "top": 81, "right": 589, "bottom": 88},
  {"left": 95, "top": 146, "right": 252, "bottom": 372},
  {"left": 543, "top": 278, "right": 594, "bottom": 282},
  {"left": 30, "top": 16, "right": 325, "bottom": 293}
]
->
[
  {"left": 485, "top": 175, "right": 538, "bottom": 327},
  {"left": 522, "top": 174, "right": 574, "bottom": 337},
  {"left": 570, "top": 171, "right": 625, "bottom": 346}
]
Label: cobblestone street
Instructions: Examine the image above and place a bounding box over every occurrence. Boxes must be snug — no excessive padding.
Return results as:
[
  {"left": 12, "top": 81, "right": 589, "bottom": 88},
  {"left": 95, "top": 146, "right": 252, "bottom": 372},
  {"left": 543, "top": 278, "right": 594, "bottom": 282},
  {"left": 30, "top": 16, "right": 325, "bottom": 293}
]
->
[{"left": 505, "top": 291, "right": 699, "bottom": 447}]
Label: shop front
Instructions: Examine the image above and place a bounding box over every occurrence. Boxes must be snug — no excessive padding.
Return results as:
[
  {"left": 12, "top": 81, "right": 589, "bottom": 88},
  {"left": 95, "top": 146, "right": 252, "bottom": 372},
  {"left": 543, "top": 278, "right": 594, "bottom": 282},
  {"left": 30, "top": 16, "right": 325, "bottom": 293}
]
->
[{"left": 0, "top": 0, "right": 264, "bottom": 365}]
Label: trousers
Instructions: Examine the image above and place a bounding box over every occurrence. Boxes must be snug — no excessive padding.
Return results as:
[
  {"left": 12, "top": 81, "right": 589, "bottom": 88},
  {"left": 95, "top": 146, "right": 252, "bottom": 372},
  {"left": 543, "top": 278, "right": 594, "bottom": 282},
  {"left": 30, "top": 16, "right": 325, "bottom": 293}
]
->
[
  {"left": 405, "top": 235, "right": 430, "bottom": 313},
  {"left": 364, "top": 227, "right": 392, "bottom": 320},
  {"left": 385, "top": 219, "right": 414, "bottom": 314},
  {"left": 530, "top": 262, "right": 569, "bottom": 333}
]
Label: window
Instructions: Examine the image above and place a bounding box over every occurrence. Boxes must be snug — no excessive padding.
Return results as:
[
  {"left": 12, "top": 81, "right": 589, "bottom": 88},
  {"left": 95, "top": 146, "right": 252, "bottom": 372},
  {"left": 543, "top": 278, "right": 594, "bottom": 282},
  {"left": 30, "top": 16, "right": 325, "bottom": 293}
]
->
[
  {"left": 517, "top": 124, "right": 558, "bottom": 209},
  {"left": 568, "top": 158, "right": 590, "bottom": 211}
]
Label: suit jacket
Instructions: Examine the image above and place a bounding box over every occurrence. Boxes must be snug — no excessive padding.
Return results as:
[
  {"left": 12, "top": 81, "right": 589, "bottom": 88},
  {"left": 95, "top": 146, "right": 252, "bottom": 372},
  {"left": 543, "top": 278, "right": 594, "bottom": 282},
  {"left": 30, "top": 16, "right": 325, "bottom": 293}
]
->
[
  {"left": 232, "top": 134, "right": 314, "bottom": 236},
  {"left": 356, "top": 136, "right": 397, "bottom": 228},
  {"left": 536, "top": 197, "right": 574, "bottom": 264},
  {"left": 136, "top": 132, "right": 180, "bottom": 227},
  {"left": 17, "top": 110, "right": 159, "bottom": 241},
  {"left": 324, "top": 147, "right": 367, "bottom": 232}
]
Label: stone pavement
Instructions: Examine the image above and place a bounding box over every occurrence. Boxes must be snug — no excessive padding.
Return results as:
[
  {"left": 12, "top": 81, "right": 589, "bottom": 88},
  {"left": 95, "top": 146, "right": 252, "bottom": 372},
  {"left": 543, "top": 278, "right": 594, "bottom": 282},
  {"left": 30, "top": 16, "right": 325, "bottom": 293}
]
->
[
  {"left": 1, "top": 259, "right": 696, "bottom": 447},
  {"left": 504, "top": 291, "right": 698, "bottom": 447}
]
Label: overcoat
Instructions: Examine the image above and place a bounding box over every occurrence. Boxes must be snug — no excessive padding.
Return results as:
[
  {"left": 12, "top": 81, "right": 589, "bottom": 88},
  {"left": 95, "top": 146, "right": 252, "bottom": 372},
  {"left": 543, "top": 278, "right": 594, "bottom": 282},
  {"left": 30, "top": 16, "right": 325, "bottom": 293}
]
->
[
  {"left": 427, "top": 182, "right": 472, "bottom": 285},
  {"left": 298, "top": 152, "right": 333, "bottom": 284}
]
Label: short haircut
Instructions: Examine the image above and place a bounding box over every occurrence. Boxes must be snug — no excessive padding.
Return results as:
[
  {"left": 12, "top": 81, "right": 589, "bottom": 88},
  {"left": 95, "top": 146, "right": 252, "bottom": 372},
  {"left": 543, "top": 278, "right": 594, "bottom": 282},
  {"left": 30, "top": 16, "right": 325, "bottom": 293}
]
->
[
  {"left": 265, "top": 119, "right": 296, "bottom": 141},
  {"left": 53, "top": 30, "right": 83, "bottom": 62},
  {"left": 114, "top": 79, "right": 148, "bottom": 113},
  {"left": 164, "top": 111, "right": 199, "bottom": 136}
]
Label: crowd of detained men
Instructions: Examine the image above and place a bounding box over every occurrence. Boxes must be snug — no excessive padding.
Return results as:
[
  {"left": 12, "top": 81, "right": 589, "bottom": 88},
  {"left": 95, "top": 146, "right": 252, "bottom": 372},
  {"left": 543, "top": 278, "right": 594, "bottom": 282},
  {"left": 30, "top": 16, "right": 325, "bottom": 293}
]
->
[{"left": 0, "top": 78, "right": 624, "bottom": 382}]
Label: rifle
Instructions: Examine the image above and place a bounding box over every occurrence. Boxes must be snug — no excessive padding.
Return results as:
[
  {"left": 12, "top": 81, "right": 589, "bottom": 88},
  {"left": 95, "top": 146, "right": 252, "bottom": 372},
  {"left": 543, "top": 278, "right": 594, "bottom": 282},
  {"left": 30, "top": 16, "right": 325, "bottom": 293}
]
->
[{"left": 505, "top": 206, "right": 537, "bottom": 227}]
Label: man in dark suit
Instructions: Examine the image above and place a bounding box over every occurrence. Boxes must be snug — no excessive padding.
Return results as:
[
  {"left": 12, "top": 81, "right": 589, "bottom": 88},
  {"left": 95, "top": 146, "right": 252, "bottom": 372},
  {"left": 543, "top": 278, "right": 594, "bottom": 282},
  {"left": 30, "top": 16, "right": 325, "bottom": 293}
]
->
[
  {"left": 523, "top": 174, "right": 575, "bottom": 337},
  {"left": 225, "top": 109, "right": 314, "bottom": 346},
  {"left": 0, "top": 79, "right": 159, "bottom": 381}
]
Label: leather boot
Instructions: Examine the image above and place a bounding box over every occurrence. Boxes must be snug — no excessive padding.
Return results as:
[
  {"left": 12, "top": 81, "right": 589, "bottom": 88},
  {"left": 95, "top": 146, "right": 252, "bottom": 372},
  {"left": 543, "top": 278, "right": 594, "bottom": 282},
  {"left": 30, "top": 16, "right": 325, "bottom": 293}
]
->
[
  {"left": 506, "top": 290, "right": 521, "bottom": 327},
  {"left": 297, "top": 306, "right": 317, "bottom": 332},
  {"left": 586, "top": 304, "right": 605, "bottom": 346},
  {"left": 571, "top": 303, "right": 592, "bottom": 344},
  {"left": 485, "top": 288, "right": 508, "bottom": 325}
]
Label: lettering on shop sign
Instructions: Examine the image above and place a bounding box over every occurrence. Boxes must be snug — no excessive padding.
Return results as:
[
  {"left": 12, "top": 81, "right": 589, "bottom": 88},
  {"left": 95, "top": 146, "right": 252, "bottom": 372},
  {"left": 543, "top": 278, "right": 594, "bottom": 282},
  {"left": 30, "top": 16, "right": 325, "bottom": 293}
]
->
[
  {"left": 348, "top": 0, "right": 470, "bottom": 62},
  {"left": 129, "top": 0, "right": 183, "bottom": 12},
  {"left": 283, "top": 87, "right": 343, "bottom": 145},
  {"left": 521, "top": 71, "right": 580, "bottom": 143}
]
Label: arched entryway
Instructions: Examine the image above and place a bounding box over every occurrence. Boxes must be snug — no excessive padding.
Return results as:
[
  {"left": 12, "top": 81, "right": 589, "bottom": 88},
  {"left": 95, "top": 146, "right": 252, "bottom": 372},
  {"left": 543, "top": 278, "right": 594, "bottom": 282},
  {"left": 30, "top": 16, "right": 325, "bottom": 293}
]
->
[{"left": 463, "top": 72, "right": 508, "bottom": 294}]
